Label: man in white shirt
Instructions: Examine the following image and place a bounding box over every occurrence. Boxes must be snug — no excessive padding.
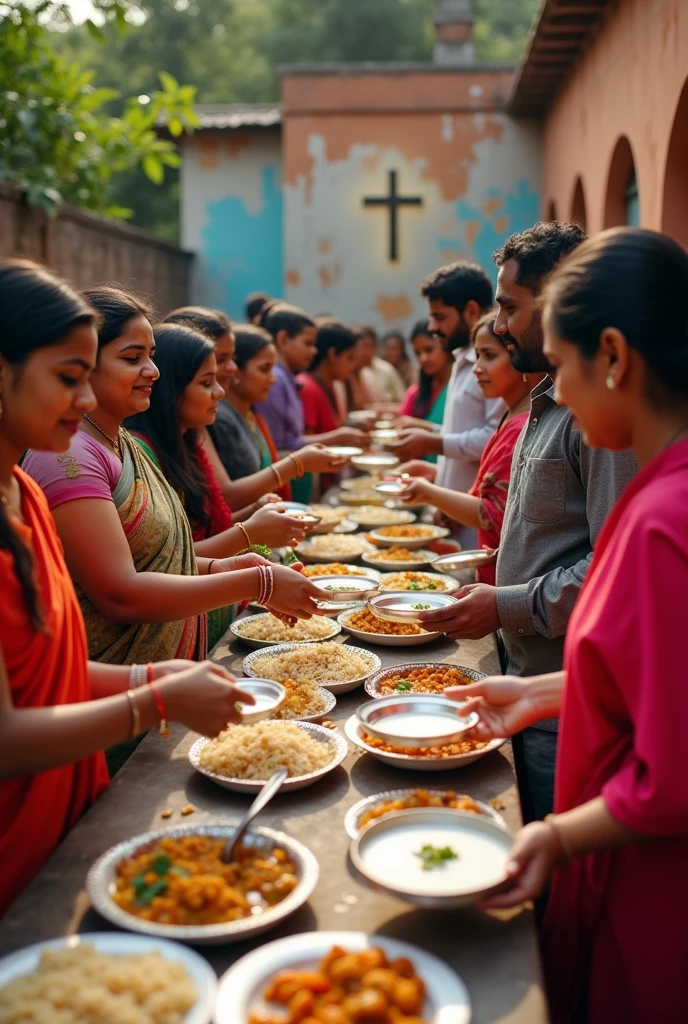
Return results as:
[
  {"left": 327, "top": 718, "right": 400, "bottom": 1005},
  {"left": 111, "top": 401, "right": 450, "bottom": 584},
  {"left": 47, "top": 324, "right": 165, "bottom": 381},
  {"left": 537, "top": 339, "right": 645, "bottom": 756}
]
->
[
  {"left": 355, "top": 325, "right": 407, "bottom": 405},
  {"left": 391, "top": 261, "right": 504, "bottom": 548}
]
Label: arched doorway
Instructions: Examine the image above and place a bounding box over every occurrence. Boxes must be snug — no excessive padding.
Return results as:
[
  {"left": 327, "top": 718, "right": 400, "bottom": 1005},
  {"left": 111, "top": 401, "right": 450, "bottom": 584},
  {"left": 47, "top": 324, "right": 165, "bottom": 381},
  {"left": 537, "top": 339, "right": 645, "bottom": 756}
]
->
[
  {"left": 546, "top": 199, "right": 558, "bottom": 222},
  {"left": 662, "top": 77, "right": 688, "bottom": 246},
  {"left": 570, "top": 178, "right": 587, "bottom": 231},
  {"left": 604, "top": 136, "right": 640, "bottom": 228}
]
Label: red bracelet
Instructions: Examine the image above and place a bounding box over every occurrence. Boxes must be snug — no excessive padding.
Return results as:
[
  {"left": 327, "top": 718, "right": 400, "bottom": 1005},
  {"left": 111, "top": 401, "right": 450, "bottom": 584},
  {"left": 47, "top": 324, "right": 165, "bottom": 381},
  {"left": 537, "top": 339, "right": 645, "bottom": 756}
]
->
[
  {"left": 146, "top": 663, "right": 153, "bottom": 685},
  {"left": 148, "top": 681, "right": 169, "bottom": 738},
  {"left": 207, "top": 559, "right": 216, "bottom": 575}
]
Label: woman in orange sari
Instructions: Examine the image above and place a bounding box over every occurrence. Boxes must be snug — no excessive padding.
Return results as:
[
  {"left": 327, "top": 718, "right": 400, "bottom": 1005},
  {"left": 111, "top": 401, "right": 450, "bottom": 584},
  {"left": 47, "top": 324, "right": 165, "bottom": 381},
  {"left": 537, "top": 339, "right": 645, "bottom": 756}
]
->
[{"left": 0, "top": 260, "right": 254, "bottom": 916}]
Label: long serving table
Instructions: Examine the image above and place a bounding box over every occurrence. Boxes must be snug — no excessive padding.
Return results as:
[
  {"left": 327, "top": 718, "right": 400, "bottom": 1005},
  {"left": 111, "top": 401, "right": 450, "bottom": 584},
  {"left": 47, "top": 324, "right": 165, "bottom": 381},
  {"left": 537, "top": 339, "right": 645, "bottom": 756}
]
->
[{"left": 0, "top": 630, "right": 548, "bottom": 1023}]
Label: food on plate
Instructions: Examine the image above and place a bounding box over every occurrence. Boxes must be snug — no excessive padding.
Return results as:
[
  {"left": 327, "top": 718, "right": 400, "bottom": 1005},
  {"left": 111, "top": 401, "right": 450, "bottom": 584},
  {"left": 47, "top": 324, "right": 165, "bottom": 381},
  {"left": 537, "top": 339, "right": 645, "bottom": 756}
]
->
[
  {"left": 0, "top": 943, "right": 197, "bottom": 1024},
  {"left": 380, "top": 571, "right": 451, "bottom": 592},
  {"left": 308, "top": 504, "right": 352, "bottom": 524},
  {"left": 199, "top": 721, "right": 334, "bottom": 779},
  {"left": 348, "top": 505, "right": 413, "bottom": 525},
  {"left": 361, "top": 730, "right": 486, "bottom": 758},
  {"left": 273, "top": 679, "right": 330, "bottom": 719},
  {"left": 234, "top": 614, "right": 337, "bottom": 643},
  {"left": 346, "top": 608, "right": 423, "bottom": 636},
  {"left": 358, "top": 789, "right": 483, "bottom": 829},
  {"left": 112, "top": 834, "right": 298, "bottom": 925},
  {"left": 376, "top": 666, "right": 477, "bottom": 696},
  {"left": 367, "top": 546, "right": 430, "bottom": 563},
  {"left": 248, "top": 943, "right": 429, "bottom": 1024},
  {"left": 302, "top": 563, "right": 371, "bottom": 578},
  {"left": 298, "top": 534, "right": 374, "bottom": 558},
  {"left": 415, "top": 844, "right": 459, "bottom": 870},
  {"left": 250, "top": 642, "right": 375, "bottom": 686},
  {"left": 374, "top": 525, "right": 436, "bottom": 539}
]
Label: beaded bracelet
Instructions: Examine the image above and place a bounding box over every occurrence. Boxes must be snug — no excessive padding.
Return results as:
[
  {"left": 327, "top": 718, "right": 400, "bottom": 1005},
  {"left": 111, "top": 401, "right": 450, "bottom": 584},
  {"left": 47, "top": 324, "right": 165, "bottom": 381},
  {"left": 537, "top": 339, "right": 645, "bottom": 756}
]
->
[
  {"left": 149, "top": 681, "right": 169, "bottom": 738},
  {"left": 129, "top": 663, "right": 147, "bottom": 689}
]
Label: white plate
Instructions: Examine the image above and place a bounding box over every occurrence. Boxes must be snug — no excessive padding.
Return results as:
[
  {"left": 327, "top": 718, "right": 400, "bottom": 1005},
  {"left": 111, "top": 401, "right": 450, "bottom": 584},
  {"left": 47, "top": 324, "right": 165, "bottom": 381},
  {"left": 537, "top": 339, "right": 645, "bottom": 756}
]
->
[
  {"left": 345, "top": 714, "right": 504, "bottom": 770},
  {"left": 302, "top": 563, "right": 382, "bottom": 582},
  {"left": 369, "top": 525, "right": 450, "bottom": 550},
  {"left": 230, "top": 613, "right": 341, "bottom": 649},
  {"left": 243, "top": 642, "right": 381, "bottom": 694},
  {"left": 189, "top": 723, "right": 348, "bottom": 793},
  {"left": 86, "top": 824, "right": 319, "bottom": 947},
  {"left": 362, "top": 549, "right": 439, "bottom": 571},
  {"left": 214, "top": 930, "right": 471, "bottom": 1024},
  {"left": 295, "top": 537, "right": 376, "bottom": 564},
  {"left": 0, "top": 933, "right": 217, "bottom": 1024},
  {"left": 324, "top": 445, "right": 364, "bottom": 458},
  {"left": 379, "top": 571, "right": 460, "bottom": 593},
  {"left": 347, "top": 507, "right": 417, "bottom": 528},
  {"left": 337, "top": 609, "right": 443, "bottom": 647},
  {"left": 351, "top": 809, "right": 513, "bottom": 908},
  {"left": 344, "top": 789, "right": 507, "bottom": 839},
  {"left": 351, "top": 453, "right": 400, "bottom": 473}
]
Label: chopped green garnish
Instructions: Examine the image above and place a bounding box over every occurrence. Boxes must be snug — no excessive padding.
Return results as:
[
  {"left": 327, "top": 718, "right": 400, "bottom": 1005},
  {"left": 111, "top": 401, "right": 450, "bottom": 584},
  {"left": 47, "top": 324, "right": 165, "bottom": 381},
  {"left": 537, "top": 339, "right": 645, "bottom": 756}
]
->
[
  {"left": 395, "top": 680, "right": 413, "bottom": 692},
  {"left": 412, "top": 602, "right": 431, "bottom": 610},
  {"left": 415, "top": 844, "right": 459, "bottom": 871},
  {"left": 426, "top": 582, "right": 438, "bottom": 590},
  {"left": 324, "top": 585, "right": 349, "bottom": 591},
  {"left": 133, "top": 878, "right": 168, "bottom": 906},
  {"left": 151, "top": 853, "right": 171, "bottom": 875},
  {"left": 408, "top": 580, "right": 421, "bottom": 590},
  {"left": 251, "top": 543, "right": 273, "bottom": 558},
  {"left": 170, "top": 865, "right": 191, "bottom": 878},
  {"left": 282, "top": 549, "right": 299, "bottom": 565}
]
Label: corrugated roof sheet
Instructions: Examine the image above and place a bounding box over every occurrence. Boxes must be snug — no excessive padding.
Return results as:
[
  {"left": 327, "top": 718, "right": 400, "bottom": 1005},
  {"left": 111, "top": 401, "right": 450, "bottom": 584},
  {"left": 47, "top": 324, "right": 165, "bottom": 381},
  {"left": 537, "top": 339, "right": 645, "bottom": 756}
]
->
[{"left": 194, "top": 104, "right": 281, "bottom": 129}]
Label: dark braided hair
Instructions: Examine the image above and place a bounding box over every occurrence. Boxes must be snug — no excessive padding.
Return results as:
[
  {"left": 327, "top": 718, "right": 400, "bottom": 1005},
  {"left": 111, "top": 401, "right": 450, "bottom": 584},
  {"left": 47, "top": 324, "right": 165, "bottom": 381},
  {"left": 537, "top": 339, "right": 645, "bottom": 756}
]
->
[{"left": 0, "top": 260, "right": 96, "bottom": 629}]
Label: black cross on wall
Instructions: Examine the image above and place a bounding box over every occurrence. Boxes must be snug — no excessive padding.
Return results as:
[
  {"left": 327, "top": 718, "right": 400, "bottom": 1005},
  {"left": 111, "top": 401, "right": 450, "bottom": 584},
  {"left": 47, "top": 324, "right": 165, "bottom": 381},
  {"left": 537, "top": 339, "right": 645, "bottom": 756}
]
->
[{"left": 363, "top": 170, "right": 423, "bottom": 262}]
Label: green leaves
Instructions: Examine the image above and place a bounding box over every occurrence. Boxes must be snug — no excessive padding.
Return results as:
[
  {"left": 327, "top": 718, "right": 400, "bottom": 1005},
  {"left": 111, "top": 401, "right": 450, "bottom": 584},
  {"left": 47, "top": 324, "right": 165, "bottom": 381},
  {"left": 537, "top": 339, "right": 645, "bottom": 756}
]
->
[
  {"left": 414, "top": 844, "right": 459, "bottom": 871},
  {"left": 0, "top": 2, "right": 197, "bottom": 218}
]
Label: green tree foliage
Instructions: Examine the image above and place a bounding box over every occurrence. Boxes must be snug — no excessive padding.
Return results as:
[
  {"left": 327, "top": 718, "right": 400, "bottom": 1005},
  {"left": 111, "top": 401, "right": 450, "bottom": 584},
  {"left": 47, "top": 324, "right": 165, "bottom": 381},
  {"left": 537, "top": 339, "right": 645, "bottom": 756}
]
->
[
  {"left": 473, "top": 0, "right": 540, "bottom": 64},
  {"left": 0, "top": 1, "right": 198, "bottom": 216}
]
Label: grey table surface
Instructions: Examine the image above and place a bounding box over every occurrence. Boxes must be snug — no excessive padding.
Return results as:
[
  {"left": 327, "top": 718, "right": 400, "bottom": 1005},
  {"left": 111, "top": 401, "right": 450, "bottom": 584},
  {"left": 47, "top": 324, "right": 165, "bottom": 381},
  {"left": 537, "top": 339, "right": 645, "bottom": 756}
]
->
[{"left": 0, "top": 630, "right": 548, "bottom": 1023}]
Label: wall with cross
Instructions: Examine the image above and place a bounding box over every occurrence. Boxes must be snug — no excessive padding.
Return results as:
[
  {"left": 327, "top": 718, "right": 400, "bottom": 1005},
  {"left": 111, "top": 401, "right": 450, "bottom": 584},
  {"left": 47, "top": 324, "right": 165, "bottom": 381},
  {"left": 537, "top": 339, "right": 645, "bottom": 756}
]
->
[{"left": 281, "top": 66, "right": 540, "bottom": 333}]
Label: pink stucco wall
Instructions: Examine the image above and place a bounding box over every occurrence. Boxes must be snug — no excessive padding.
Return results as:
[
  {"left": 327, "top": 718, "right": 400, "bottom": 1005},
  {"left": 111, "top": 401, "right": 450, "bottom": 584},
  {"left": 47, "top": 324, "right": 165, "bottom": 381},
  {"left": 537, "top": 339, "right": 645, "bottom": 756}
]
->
[{"left": 541, "top": 0, "right": 688, "bottom": 243}]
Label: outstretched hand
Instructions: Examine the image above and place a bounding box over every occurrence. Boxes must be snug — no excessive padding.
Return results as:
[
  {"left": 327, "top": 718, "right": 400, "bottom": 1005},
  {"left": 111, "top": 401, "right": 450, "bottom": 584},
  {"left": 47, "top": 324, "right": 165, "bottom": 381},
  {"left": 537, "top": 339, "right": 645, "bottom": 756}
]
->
[
  {"left": 418, "top": 583, "right": 501, "bottom": 640},
  {"left": 444, "top": 675, "right": 546, "bottom": 741}
]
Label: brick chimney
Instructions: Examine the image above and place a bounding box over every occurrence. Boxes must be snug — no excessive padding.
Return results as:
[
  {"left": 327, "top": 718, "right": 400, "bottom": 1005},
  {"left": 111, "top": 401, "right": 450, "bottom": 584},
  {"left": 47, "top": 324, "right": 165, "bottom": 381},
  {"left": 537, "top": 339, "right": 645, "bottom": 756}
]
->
[{"left": 433, "top": 0, "right": 475, "bottom": 66}]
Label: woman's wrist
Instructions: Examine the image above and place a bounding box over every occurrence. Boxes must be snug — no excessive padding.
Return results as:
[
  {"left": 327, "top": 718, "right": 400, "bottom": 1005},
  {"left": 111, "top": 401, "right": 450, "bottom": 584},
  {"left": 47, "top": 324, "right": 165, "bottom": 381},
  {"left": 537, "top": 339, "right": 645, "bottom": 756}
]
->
[{"left": 529, "top": 671, "right": 565, "bottom": 719}]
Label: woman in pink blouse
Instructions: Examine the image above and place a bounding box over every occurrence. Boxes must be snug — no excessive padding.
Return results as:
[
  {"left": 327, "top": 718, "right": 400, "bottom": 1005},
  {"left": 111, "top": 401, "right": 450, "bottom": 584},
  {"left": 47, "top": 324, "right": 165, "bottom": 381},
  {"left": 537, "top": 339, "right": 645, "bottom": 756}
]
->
[{"left": 449, "top": 228, "right": 688, "bottom": 1023}]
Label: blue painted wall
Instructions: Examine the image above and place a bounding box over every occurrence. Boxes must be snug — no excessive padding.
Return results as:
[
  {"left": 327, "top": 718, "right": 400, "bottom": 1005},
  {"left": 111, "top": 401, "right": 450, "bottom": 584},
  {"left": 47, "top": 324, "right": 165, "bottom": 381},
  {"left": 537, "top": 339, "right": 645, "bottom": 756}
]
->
[{"left": 201, "top": 164, "right": 283, "bottom": 321}]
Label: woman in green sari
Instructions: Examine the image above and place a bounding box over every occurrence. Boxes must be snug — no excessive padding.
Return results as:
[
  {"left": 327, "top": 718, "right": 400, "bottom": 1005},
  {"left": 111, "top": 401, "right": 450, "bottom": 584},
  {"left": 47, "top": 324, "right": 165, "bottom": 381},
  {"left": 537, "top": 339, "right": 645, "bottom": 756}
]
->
[
  {"left": 394, "top": 319, "right": 453, "bottom": 464},
  {"left": 23, "top": 287, "right": 325, "bottom": 663}
]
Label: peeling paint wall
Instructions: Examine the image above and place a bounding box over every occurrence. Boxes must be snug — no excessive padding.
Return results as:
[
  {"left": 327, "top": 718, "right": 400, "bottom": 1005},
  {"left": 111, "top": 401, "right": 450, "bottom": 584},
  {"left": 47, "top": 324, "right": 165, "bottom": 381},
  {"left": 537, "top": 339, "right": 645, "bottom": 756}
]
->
[
  {"left": 180, "top": 131, "right": 283, "bottom": 321},
  {"left": 282, "top": 111, "right": 540, "bottom": 331}
]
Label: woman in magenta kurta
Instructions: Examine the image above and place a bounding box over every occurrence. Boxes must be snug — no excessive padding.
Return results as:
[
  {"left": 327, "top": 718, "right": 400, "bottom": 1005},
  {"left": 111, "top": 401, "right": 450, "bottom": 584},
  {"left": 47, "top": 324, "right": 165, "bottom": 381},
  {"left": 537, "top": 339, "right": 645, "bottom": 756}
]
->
[{"left": 445, "top": 228, "right": 688, "bottom": 1023}]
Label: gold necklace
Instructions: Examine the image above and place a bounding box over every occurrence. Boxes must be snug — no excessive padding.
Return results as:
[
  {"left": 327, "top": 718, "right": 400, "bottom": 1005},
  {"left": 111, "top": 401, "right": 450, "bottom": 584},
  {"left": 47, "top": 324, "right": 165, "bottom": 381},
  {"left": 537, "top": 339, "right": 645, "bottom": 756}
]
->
[{"left": 82, "top": 414, "right": 122, "bottom": 459}]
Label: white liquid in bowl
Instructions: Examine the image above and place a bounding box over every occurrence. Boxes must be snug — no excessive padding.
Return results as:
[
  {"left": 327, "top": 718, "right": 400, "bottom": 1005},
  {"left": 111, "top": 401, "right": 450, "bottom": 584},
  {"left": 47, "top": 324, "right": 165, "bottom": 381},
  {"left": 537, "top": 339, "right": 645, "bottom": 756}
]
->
[
  {"left": 373, "top": 712, "right": 463, "bottom": 740},
  {"left": 361, "top": 822, "right": 509, "bottom": 896}
]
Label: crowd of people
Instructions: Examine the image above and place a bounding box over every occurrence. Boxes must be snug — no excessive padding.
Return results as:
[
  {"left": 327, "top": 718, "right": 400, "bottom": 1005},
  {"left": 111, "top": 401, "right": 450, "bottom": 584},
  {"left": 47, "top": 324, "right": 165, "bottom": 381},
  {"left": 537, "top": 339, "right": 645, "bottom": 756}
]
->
[{"left": 1, "top": 220, "right": 687, "bottom": 1023}]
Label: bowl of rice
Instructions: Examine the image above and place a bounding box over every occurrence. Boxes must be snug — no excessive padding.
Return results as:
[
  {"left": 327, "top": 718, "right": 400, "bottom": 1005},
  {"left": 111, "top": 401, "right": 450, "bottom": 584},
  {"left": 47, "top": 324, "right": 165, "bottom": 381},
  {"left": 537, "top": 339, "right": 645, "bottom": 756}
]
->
[
  {"left": 368, "top": 524, "right": 451, "bottom": 550},
  {"left": 0, "top": 934, "right": 216, "bottom": 1024},
  {"left": 243, "top": 641, "right": 381, "bottom": 695},
  {"left": 189, "top": 721, "right": 348, "bottom": 792},
  {"left": 295, "top": 534, "right": 377, "bottom": 564},
  {"left": 87, "top": 822, "right": 320, "bottom": 944},
  {"left": 346, "top": 506, "right": 417, "bottom": 529},
  {"left": 230, "top": 613, "right": 341, "bottom": 649}
]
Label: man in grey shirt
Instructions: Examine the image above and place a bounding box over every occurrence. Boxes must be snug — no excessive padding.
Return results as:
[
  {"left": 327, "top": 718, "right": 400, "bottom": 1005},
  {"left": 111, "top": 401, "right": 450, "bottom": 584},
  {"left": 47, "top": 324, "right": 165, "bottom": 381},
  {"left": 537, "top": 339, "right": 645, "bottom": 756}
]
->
[{"left": 420, "top": 222, "right": 638, "bottom": 821}]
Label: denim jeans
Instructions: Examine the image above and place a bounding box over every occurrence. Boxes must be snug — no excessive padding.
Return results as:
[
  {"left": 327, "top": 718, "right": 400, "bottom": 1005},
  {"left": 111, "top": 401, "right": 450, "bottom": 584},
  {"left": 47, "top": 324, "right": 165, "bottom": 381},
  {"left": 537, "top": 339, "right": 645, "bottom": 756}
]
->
[{"left": 512, "top": 725, "right": 558, "bottom": 823}]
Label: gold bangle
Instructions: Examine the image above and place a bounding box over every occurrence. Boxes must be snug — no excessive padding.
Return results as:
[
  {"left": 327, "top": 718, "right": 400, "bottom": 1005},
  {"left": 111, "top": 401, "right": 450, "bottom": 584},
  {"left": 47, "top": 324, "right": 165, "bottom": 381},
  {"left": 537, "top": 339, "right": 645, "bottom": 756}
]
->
[
  {"left": 544, "top": 814, "right": 574, "bottom": 863},
  {"left": 270, "top": 463, "right": 284, "bottom": 488},
  {"left": 237, "top": 521, "right": 251, "bottom": 549},
  {"left": 126, "top": 689, "right": 141, "bottom": 739}
]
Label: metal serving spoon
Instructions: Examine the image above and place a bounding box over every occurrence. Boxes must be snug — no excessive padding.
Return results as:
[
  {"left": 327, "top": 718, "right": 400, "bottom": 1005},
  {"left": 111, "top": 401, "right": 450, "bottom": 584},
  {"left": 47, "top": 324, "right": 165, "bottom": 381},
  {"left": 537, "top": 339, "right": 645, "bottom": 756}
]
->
[{"left": 220, "top": 767, "right": 288, "bottom": 863}]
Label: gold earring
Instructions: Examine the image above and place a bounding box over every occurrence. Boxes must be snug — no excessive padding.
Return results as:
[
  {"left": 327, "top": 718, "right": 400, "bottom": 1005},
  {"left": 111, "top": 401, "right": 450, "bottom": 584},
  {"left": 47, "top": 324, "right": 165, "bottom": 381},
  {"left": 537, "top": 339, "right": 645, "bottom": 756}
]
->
[
  {"left": 522, "top": 374, "right": 528, "bottom": 382},
  {"left": 606, "top": 375, "right": 615, "bottom": 391}
]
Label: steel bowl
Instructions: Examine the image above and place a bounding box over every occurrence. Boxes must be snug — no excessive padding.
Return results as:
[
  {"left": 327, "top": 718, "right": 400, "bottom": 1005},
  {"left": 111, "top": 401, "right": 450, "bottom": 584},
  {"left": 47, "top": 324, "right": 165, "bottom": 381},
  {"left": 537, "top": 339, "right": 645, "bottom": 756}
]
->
[
  {"left": 356, "top": 694, "right": 478, "bottom": 749},
  {"left": 344, "top": 788, "right": 507, "bottom": 839},
  {"left": 432, "top": 549, "right": 498, "bottom": 578},
  {"left": 324, "top": 445, "right": 364, "bottom": 459},
  {"left": 86, "top": 822, "right": 319, "bottom": 945},
  {"left": 307, "top": 574, "right": 380, "bottom": 602},
  {"left": 233, "top": 678, "right": 286, "bottom": 722},
  {"left": 350, "top": 808, "right": 513, "bottom": 909},
  {"left": 365, "top": 661, "right": 486, "bottom": 699},
  {"left": 366, "top": 590, "right": 458, "bottom": 624},
  {"left": 351, "top": 453, "right": 400, "bottom": 473}
]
